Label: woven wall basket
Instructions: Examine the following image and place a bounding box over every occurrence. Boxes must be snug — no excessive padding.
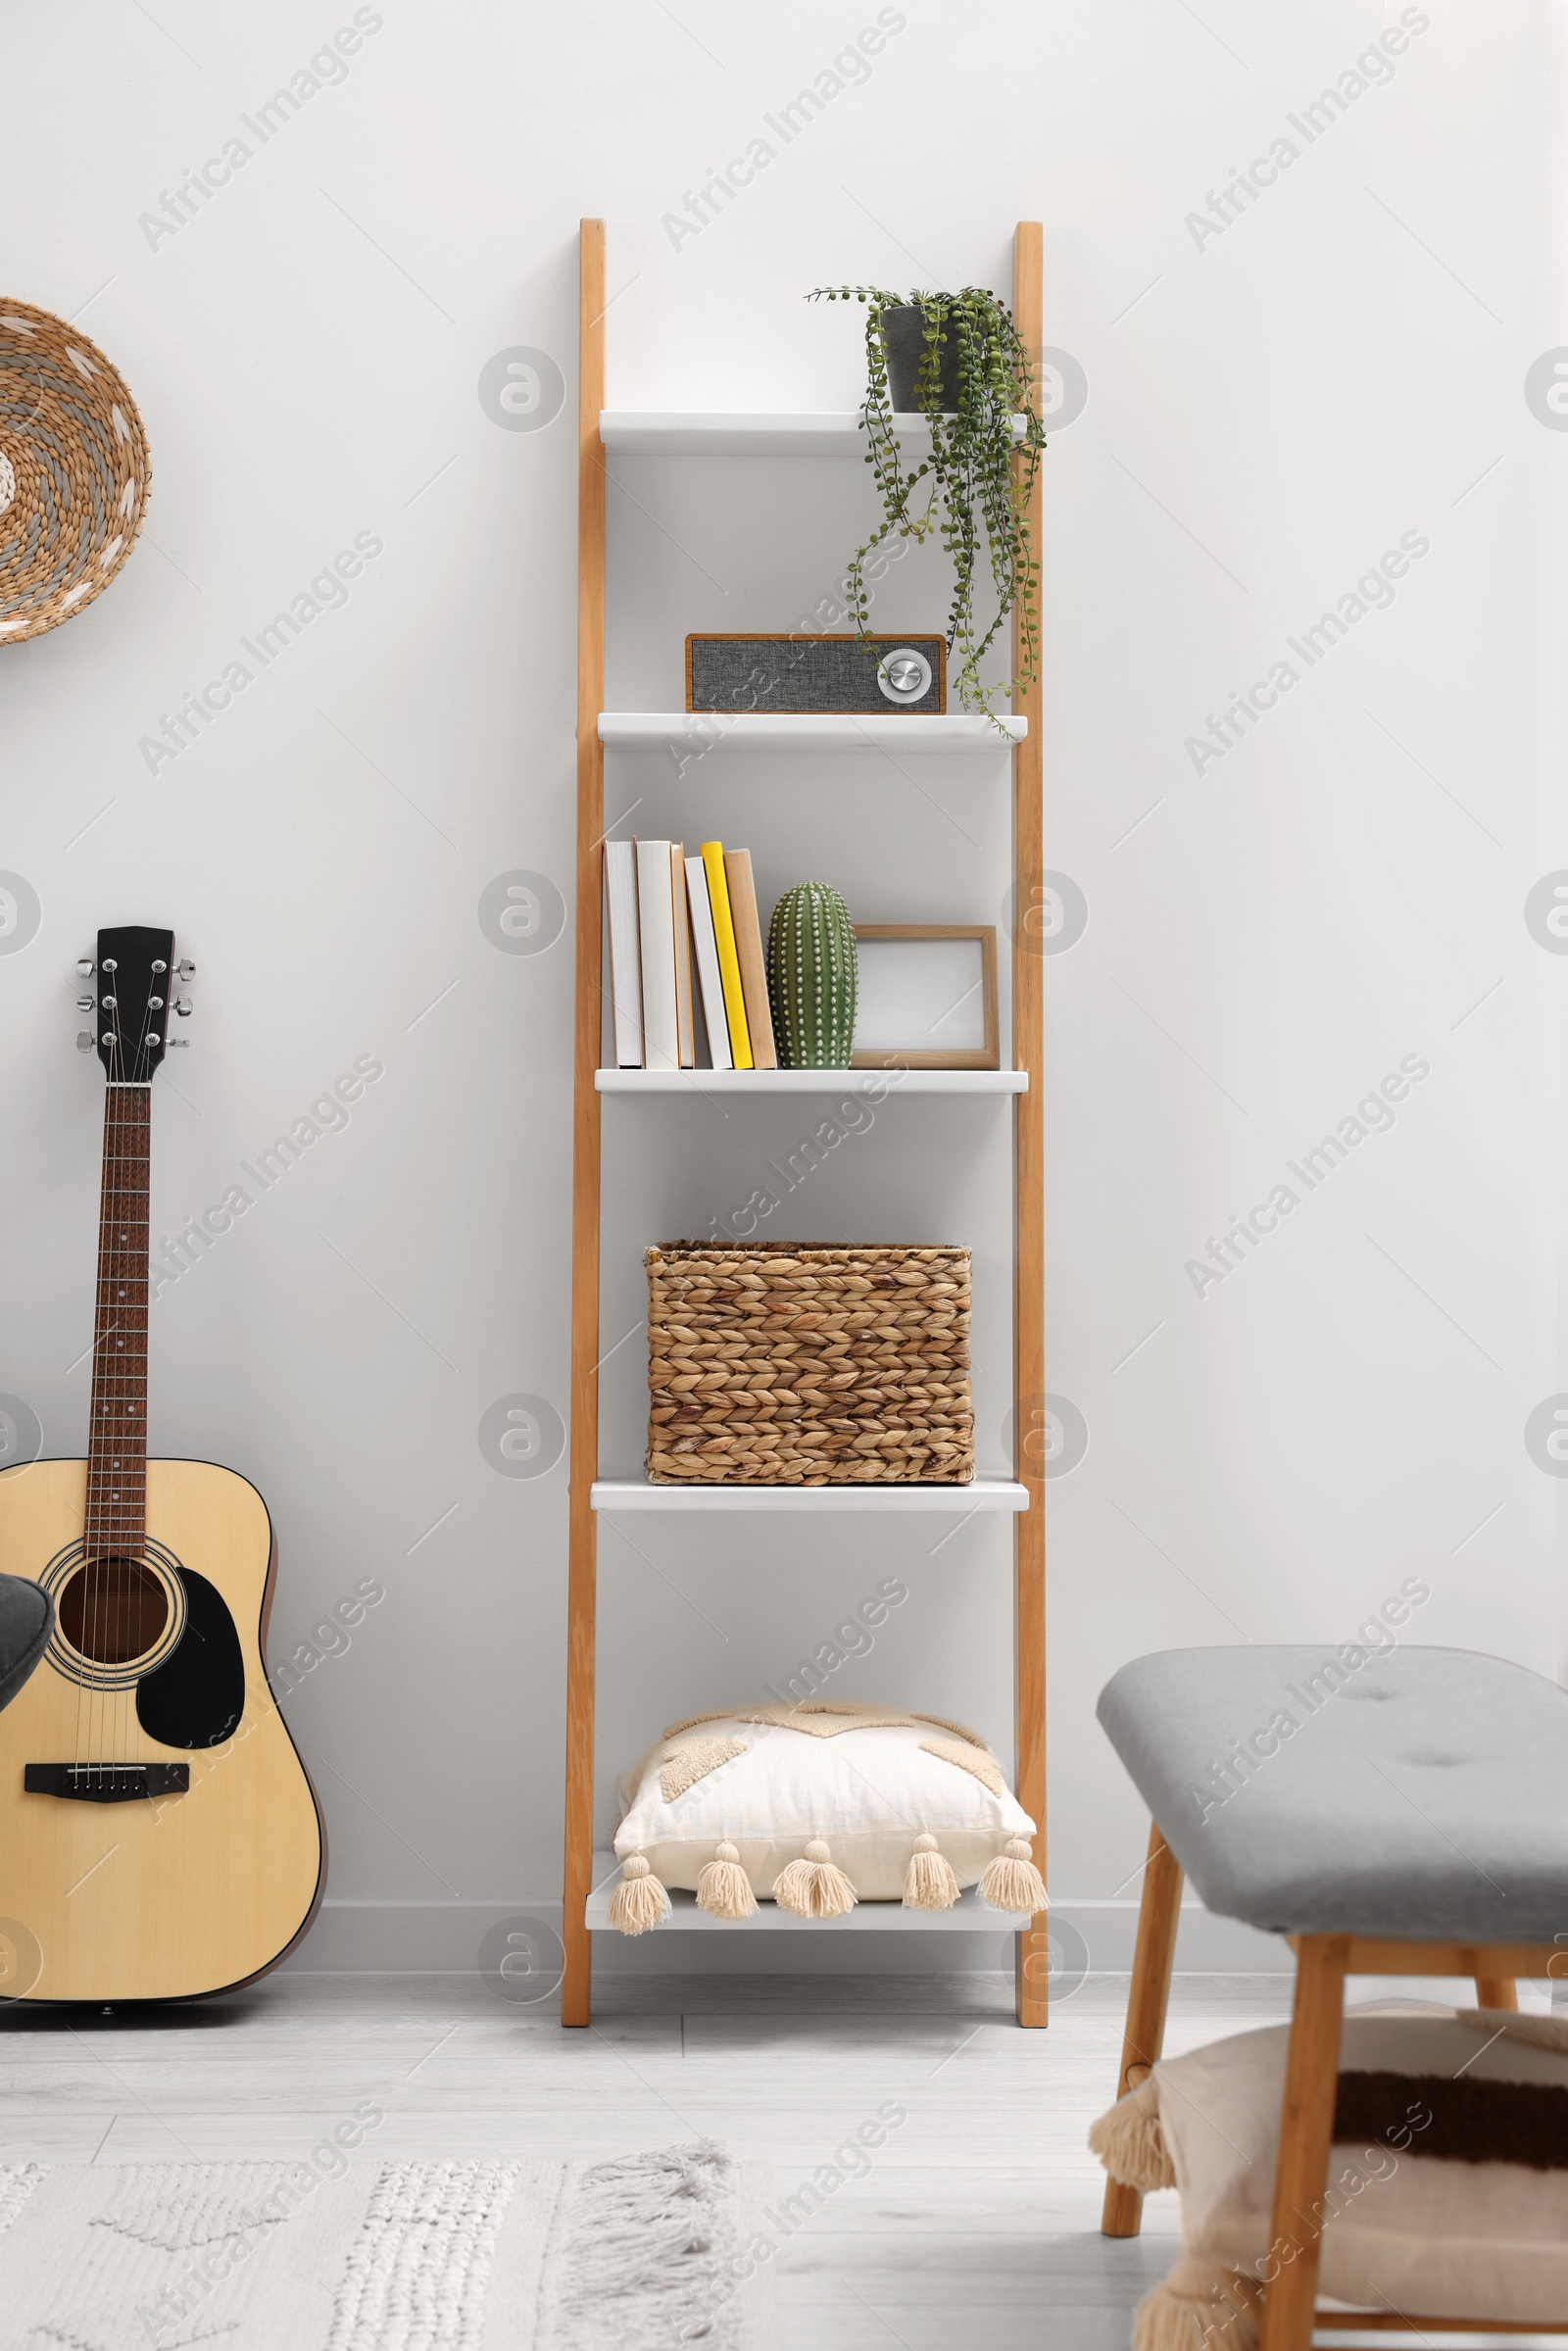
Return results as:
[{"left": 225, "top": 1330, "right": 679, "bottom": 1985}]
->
[
  {"left": 0, "top": 301, "right": 150, "bottom": 643},
  {"left": 646, "top": 1242, "right": 974, "bottom": 1486}
]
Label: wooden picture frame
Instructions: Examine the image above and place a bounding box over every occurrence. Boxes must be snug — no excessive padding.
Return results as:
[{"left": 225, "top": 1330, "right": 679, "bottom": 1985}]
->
[{"left": 851, "top": 924, "right": 1000, "bottom": 1070}]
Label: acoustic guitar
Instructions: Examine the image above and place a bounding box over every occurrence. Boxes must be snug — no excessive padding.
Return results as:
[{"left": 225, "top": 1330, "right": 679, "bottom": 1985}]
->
[{"left": 0, "top": 924, "right": 323, "bottom": 2002}]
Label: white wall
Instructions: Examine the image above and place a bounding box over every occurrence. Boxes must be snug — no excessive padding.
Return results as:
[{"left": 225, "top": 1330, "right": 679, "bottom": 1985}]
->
[{"left": 2, "top": 0, "right": 1561, "bottom": 1985}]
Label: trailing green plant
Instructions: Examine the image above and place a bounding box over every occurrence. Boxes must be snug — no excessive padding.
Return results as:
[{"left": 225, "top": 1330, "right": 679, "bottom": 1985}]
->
[
  {"left": 766, "top": 882, "right": 858, "bottom": 1068},
  {"left": 808, "top": 285, "right": 1046, "bottom": 722}
]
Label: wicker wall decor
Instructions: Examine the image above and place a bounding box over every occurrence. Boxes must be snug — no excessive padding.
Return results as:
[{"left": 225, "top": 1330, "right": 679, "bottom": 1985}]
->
[
  {"left": 0, "top": 301, "right": 150, "bottom": 643},
  {"left": 646, "top": 1241, "right": 974, "bottom": 1486}
]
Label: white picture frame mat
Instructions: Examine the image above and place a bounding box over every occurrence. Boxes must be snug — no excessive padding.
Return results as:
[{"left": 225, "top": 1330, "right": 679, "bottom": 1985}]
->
[{"left": 855, "top": 935, "right": 989, "bottom": 1053}]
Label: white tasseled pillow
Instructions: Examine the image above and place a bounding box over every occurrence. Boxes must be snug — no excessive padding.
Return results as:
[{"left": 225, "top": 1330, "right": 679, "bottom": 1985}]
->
[
  {"left": 1091, "top": 2009, "right": 1568, "bottom": 2348},
  {"left": 611, "top": 1705, "right": 1039, "bottom": 1924}
]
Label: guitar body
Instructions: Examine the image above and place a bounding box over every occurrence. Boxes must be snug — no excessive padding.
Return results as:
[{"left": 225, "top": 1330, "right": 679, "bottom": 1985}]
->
[{"left": 0, "top": 1456, "right": 323, "bottom": 2003}]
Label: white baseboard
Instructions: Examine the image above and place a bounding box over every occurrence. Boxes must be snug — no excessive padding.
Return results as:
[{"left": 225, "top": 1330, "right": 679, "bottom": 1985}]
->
[
  {"left": 282, "top": 1894, "right": 1294, "bottom": 1976},
  {"left": 1054, "top": 1900, "right": 1292, "bottom": 1971}
]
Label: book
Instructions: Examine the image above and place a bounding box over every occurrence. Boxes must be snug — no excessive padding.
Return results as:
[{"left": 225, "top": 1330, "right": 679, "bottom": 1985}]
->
[
  {"left": 669, "top": 843, "right": 695, "bottom": 1068},
  {"left": 700, "top": 840, "right": 753, "bottom": 1070},
  {"left": 635, "top": 838, "right": 680, "bottom": 1070},
  {"left": 721, "top": 848, "right": 777, "bottom": 1070},
  {"left": 684, "top": 855, "right": 731, "bottom": 1070},
  {"left": 603, "top": 840, "right": 643, "bottom": 1067}
]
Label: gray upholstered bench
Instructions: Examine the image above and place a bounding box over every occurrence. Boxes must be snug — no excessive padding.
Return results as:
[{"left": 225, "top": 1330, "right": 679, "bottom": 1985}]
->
[{"left": 1096, "top": 1643, "right": 1568, "bottom": 2351}]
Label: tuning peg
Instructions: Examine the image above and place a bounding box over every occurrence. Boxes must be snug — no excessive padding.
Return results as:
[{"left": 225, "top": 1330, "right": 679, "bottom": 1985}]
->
[
  {"left": 174, "top": 997, "right": 193, "bottom": 1017},
  {"left": 175, "top": 958, "right": 195, "bottom": 980},
  {"left": 151, "top": 959, "right": 168, "bottom": 975},
  {"left": 76, "top": 994, "right": 93, "bottom": 1012},
  {"left": 101, "top": 957, "right": 118, "bottom": 973},
  {"left": 76, "top": 1031, "right": 94, "bottom": 1053},
  {"left": 168, "top": 1038, "right": 189, "bottom": 1049},
  {"left": 75, "top": 956, "right": 94, "bottom": 978},
  {"left": 146, "top": 1032, "right": 161, "bottom": 1048}
]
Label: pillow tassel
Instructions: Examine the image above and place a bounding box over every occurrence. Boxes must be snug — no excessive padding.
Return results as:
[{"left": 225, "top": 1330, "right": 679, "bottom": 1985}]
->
[
  {"left": 608, "top": 1852, "right": 671, "bottom": 1936},
  {"left": 1134, "top": 2259, "right": 1260, "bottom": 2351},
  {"left": 1088, "top": 2074, "right": 1174, "bottom": 2191},
  {"left": 697, "top": 1841, "right": 758, "bottom": 1920},
  {"left": 979, "top": 1837, "right": 1048, "bottom": 1914},
  {"left": 773, "top": 1837, "right": 858, "bottom": 1919},
  {"left": 903, "top": 1832, "right": 960, "bottom": 1910}
]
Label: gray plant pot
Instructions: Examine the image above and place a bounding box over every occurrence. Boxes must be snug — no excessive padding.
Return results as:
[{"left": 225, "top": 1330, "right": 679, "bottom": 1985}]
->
[{"left": 878, "top": 304, "right": 961, "bottom": 415}]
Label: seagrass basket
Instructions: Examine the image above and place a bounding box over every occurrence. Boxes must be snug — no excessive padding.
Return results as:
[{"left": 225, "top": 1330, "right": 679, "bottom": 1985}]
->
[
  {"left": 645, "top": 1242, "right": 974, "bottom": 1486},
  {"left": 0, "top": 300, "right": 150, "bottom": 643}
]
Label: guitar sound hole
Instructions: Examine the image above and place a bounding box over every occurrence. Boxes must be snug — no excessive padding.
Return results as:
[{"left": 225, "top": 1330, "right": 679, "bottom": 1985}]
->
[{"left": 59, "top": 1559, "right": 169, "bottom": 1665}]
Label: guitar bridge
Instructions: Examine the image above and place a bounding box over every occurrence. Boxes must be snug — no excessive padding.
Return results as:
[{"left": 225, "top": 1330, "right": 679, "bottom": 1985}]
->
[{"left": 24, "top": 1763, "right": 189, "bottom": 1803}]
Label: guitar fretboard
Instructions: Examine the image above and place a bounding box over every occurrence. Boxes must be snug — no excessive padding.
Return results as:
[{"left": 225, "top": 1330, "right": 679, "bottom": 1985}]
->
[{"left": 85, "top": 1084, "right": 151, "bottom": 1553}]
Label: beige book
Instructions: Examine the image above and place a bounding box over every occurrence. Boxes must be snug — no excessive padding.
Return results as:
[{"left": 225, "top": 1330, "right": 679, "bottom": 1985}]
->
[{"left": 722, "top": 848, "right": 777, "bottom": 1069}]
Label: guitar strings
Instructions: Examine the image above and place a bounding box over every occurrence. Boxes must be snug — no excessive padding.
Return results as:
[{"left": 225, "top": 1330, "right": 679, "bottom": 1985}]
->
[
  {"left": 94, "top": 997, "right": 117, "bottom": 1786},
  {"left": 128, "top": 975, "right": 157, "bottom": 1774},
  {"left": 120, "top": 975, "right": 155, "bottom": 1772},
  {"left": 83, "top": 993, "right": 115, "bottom": 1786},
  {"left": 77, "top": 952, "right": 163, "bottom": 1787},
  {"left": 75, "top": 1071, "right": 106, "bottom": 1786},
  {"left": 107, "top": 986, "right": 123, "bottom": 1780},
  {"left": 102, "top": 984, "right": 124, "bottom": 1783}
]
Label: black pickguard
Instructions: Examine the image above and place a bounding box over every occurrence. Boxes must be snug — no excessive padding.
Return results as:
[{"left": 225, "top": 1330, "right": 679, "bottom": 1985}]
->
[{"left": 136, "top": 1568, "right": 244, "bottom": 1748}]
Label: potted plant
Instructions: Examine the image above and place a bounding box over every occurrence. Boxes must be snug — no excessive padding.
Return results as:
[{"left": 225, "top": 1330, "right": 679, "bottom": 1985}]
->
[{"left": 808, "top": 285, "right": 1047, "bottom": 722}]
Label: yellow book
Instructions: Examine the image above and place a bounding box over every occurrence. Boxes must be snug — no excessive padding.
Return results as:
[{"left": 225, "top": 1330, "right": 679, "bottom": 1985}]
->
[{"left": 700, "top": 841, "right": 753, "bottom": 1069}]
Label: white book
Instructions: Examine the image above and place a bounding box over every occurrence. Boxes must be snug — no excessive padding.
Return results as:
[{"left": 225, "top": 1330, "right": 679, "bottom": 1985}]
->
[
  {"left": 670, "top": 843, "right": 696, "bottom": 1069},
  {"left": 603, "top": 840, "right": 643, "bottom": 1067},
  {"left": 635, "top": 838, "right": 680, "bottom": 1071},
  {"left": 684, "top": 855, "right": 732, "bottom": 1070}
]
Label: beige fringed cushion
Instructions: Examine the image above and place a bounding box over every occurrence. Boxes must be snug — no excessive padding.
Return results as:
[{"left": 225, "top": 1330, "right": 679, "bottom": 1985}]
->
[
  {"left": 615, "top": 1706, "right": 1036, "bottom": 1902},
  {"left": 660, "top": 1738, "right": 747, "bottom": 1800},
  {"left": 1091, "top": 2010, "right": 1568, "bottom": 2333},
  {"left": 663, "top": 1702, "right": 987, "bottom": 1744},
  {"left": 918, "top": 1737, "right": 1004, "bottom": 1796}
]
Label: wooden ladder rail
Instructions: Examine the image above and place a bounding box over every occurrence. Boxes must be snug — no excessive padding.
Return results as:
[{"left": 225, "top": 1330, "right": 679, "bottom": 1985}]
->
[
  {"left": 563, "top": 217, "right": 607, "bottom": 2027},
  {"left": 1012, "top": 220, "right": 1049, "bottom": 2027}
]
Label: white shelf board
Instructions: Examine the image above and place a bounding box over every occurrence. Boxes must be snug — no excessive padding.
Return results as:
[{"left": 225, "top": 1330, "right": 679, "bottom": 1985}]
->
[
  {"left": 585, "top": 1853, "right": 1032, "bottom": 1932},
  {"left": 599, "top": 712, "right": 1025, "bottom": 754},
  {"left": 597, "top": 1067, "right": 1027, "bottom": 1096},
  {"left": 591, "top": 1477, "right": 1028, "bottom": 1514},
  {"left": 600, "top": 412, "right": 1028, "bottom": 457}
]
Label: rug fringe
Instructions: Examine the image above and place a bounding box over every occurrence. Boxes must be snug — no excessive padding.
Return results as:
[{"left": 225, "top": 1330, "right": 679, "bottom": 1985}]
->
[{"left": 542, "top": 2140, "right": 751, "bottom": 2348}]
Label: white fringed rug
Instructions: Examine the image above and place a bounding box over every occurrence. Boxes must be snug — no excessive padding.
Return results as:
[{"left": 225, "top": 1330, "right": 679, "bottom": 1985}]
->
[{"left": 0, "top": 2139, "right": 774, "bottom": 2349}]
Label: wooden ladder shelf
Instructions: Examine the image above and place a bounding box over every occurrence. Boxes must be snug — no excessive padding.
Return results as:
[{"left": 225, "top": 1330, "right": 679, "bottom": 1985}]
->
[{"left": 561, "top": 218, "right": 1048, "bottom": 2026}]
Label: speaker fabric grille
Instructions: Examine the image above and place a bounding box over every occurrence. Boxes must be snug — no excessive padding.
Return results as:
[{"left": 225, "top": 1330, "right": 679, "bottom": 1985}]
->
[{"left": 686, "top": 633, "right": 946, "bottom": 715}]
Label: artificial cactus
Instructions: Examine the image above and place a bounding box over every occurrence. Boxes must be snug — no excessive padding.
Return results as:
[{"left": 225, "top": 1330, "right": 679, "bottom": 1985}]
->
[{"left": 766, "top": 882, "right": 858, "bottom": 1068}]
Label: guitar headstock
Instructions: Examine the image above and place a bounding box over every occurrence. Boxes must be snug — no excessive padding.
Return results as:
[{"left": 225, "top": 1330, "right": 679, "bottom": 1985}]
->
[{"left": 80, "top": 925, "right": 181, "bottom": 1083}]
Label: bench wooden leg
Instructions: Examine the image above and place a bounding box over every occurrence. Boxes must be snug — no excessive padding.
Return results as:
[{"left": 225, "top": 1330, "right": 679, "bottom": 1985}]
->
[
  {"left": 1474, "top": 1975, "right": 1518, "bottom": 2011},
  {"left": 1257, "top": 1934, "right": 1349, "bottom": 2351},
  {"left": 1102, "top": 1819, "right": 1183, "bottom": 2237}
]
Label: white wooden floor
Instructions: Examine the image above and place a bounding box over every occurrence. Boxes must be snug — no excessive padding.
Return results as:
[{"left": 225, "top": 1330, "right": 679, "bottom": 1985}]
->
[{"left": 0, "top": 1968, "right": 1301, "bottom": 2349}]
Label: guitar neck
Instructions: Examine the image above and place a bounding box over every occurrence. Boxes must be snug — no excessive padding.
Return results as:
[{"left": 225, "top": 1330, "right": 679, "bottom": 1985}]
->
[{"left": 85, "top": 1083, "right": 151, "bottom": 1554}]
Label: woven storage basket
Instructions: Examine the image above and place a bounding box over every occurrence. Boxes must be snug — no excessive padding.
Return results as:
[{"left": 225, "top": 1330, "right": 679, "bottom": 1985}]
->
[
  {"left": 646, "top": 1242, "right": 974, "bottom": 1486},
  {"left": 0, "top": 300, "right": 150, "bottom": 643}
]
